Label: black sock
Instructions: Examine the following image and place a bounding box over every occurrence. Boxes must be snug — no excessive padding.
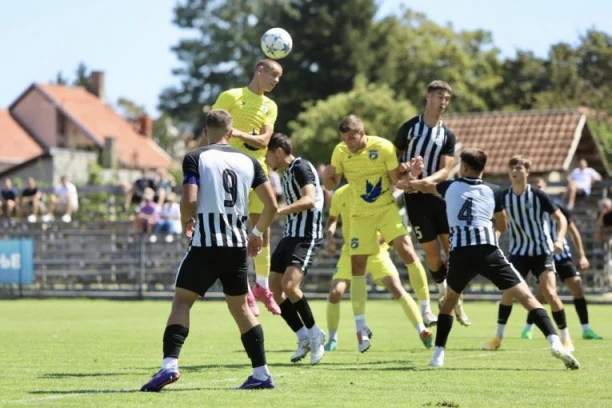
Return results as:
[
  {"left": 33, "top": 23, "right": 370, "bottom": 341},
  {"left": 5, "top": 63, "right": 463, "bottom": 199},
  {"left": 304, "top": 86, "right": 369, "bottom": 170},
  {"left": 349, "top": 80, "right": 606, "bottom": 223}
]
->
[
  {"left": 293, "top": 296, "right": 315, "bottom": 329},
  {"left": 528, "top": 308, "right": 557, "bottom": 337},
  {"left": 435, "top": 314, "right": 454, "bottom": 348},
  {"left": 430, "top": 265, "right": 448, "bottom": 284},
  {"left": 552, "top": 309, "right": 568, "bottom": 330},
  {"left": 573, "top": 297, "right": 589, "bottom": 325},
  {"left": 163, "top": 324, "right": 189, "bottom": 358},
  {"left": 526, "top": 313, "right": 534, "bottom": 325},
  {"left": 497, "top": 304, "right": 513, "bottom": 325},
  {"left": 279, "top": 298, "right": 304, "bottom": 332},
  {"left": 240, "top": 324, "right": 267, "bottom": 368}
]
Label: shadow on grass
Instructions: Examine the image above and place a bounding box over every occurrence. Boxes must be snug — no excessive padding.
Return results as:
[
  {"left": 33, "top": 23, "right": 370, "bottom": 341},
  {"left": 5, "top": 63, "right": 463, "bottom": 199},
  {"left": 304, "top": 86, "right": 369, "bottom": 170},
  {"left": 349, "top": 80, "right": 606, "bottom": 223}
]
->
[
  {"left": 41, "top": 373, "right": 137, "bottom": 379},
  {"left": 29, "top": 387, "right": 215, "bottom": 395}
]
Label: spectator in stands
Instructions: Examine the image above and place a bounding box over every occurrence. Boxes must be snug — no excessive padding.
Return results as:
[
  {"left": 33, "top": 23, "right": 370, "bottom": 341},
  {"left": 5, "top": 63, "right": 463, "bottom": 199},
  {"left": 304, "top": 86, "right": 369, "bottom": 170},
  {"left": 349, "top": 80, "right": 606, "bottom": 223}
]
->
[
  {"left": 267, "top": 165, "right": 283, "bottom": 203},
  {"left": 132, "top": 187, "right": 158, "bottom": 241},
  {"left": 566, "top": 158, "right": 602, "bottom": 210},
  {"left": 19, "top": 177, "right": 43, "bottom": 222},
  {"left": 154, "top": 168, "right": 174, "bottom": 207},
  {"left": 42, "top": 176, "right": 79, "bottom": 223},
  {"left": 595, "top": 198, "right": 612, "bottom": 251},
  {"left": 124, "top": 169, "right": 155, "bottom": 211},
  {"left": 317, "top": 163, "right": 332, "bottom": 209},
  {"left": 0, "top": 178, "right": 18, "bottom": 218},
  {"left": 154, "top": 192, "right": 181, "bottom": 242}
]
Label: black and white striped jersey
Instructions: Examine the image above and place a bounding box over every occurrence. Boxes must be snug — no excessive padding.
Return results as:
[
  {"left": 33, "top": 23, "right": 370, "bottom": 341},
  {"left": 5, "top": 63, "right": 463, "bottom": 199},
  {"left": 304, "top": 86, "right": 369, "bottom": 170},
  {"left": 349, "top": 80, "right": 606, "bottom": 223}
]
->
[
  {"left": 437, "top": 177, "right": 502, "bottom": 250},
  {"left": 182, "top": 144, "right": 267, "bottom": 248},
  {"left": 281, "top": 157, "right": 324, "bottom": 239},
  {"left": 548, "top": 204, "right": 572, "bottom": 261},
  {"left": 394, "top": 115, "right": 456, "bottom": 179},
  {"left": 501, "top": 185, "right": 557, "bottom": 256}
]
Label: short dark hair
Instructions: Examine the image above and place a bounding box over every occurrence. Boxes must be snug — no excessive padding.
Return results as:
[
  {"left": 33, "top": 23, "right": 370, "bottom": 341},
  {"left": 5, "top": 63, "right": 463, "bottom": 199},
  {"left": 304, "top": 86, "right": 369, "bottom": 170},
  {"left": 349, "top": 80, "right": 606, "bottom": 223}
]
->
[
  {"left": 460, "top": 148, "right": 487, "bottom": 173},
  {"left": 508, "top": 155, "right": 531, "bottom": 171},
  {"left": 268, "top": 133, "right": 292, "bottom": 154},
  {"left": 205, "top": 109, "right": 232, "bottom": 132},
  {"left": 338, "top": 114, "right": 364, "bottom": 133},
  {"left": 255, "top": 59, "right": 282, "bottom": 72},
  {"left": 427, "top": 80, "right": 452, "bottom": 94}
]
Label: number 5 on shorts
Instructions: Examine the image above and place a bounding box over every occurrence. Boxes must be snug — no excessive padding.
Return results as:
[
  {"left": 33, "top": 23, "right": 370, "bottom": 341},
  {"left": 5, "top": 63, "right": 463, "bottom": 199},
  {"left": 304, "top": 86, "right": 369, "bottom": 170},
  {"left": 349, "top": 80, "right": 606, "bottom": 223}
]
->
[{"left": 413, "top": 225, "right": 422, "bottom": 240}]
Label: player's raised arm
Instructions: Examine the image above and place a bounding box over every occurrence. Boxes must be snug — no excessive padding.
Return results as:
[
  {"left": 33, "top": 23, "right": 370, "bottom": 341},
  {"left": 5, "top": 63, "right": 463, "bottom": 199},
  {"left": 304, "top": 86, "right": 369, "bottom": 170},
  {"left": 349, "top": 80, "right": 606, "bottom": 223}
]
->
[
  {"left": 180, "top": 151, "right": 200, "bottom": 237},
  {"left": 323, "top": 145, "right": 344, "bottom": 191}
]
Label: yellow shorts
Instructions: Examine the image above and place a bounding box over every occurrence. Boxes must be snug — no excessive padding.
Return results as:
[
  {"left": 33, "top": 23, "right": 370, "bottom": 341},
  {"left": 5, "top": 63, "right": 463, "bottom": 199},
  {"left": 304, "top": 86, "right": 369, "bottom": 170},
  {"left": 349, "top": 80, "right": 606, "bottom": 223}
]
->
[
  {"left": 333, "top": 250, "right": 398, "bottom": 283},
  {"left": 349, "top": 204, "right": 407, "bottom": 255},
  {"left": 248, "top": 158, "right": 268, "bottom": 215}
]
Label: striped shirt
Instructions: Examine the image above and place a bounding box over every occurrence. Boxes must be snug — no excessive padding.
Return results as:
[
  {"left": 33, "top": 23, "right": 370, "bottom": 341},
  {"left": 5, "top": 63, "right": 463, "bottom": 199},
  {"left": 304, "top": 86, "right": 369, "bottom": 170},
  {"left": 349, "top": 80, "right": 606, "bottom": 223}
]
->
[
  {"left": 437, "top": 178, "right": 502, "bottom": 250},
  {"left": 182, "top": 144, "right": 267, "bottom": 248},
  {"left": 548, "top": 204, "right": 572, "bottom": 261},
  {"left": 394, "top": 115, "right": 456, "bottom": 179},
  {"left": 501, "top": 185, "right": 557, "bottom": 256},
  {"left": 281, "top": 157, "right": 324, "bottom": 239}
]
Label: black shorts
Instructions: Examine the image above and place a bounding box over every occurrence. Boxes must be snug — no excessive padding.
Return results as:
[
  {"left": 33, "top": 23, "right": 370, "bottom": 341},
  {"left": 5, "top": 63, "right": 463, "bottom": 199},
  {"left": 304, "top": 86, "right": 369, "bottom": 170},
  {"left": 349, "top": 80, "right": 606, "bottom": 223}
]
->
[
  {"left": 404, "top": 193, "right": 449, "bottom": 243},
  {"left": 447, "top": 245, "right": 523, "bottom": 293},
  {"left": 509, "top": 254, "right": 555, "bottom": 279},
  {"left": 175, "top": 246, "right": 248, "bottom": 297},
  {"left": 271, "top": 237, "right": 322, "bottom": 275},
  {"left": 555, "top": 258, "right": 580, "bottom": 281}
]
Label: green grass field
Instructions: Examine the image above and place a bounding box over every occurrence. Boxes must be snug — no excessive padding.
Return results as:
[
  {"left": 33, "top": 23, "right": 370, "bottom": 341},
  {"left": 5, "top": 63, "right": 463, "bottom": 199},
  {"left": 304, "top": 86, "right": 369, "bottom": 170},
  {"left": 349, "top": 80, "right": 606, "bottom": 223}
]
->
[{"left": 1, "top": 299, "right": 610, "bottom": 407}]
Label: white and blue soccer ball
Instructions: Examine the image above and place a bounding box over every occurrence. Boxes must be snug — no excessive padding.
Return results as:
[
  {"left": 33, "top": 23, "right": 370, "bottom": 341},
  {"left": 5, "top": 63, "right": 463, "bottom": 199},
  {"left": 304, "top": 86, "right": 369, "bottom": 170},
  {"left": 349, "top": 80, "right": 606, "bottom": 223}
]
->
[{"left": 260, "top": 28, "right": 293, "bottom": 60}]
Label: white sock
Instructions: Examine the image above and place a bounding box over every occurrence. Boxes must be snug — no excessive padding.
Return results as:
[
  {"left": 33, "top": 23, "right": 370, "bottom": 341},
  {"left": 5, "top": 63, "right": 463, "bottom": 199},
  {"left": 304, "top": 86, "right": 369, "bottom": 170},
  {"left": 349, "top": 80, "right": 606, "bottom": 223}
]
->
[
  {"left": 524, "top": 323, "right": 533, "bottom": 331},
  {"left": 560, "top": 328, "right": 570, "bottom": 342},
  {"left": 296, "top": 326, "right": 309, "bottom": 340},
  {"left": 255, "top": 276, "right": 269, "bottom": 289},
  {"left": 582, "top": 323, "right": 591, "bottom": 331},
  {"left": 416, "top": 323, "right": 426, "bottom": 334},
  {"left": 329, "top": 329, "right": 338, "bottom": 341},
  {"left": 162, "top": 357, "right": 178, "bottom": 370},
  {"left": 308, "top": 324, "right": 320, "bottom": 338},
  {"left": 252, "top": 365, "right": 269, "bottom": 381},
  {"left": 547, "top": 334, "right": 561, "bottom": 344},
  {"left": 495, "top": 324, "right": 506, "bottom": 339},
  {"left": 437, "top": 281, "right": 447, "bottom": 297},
  {"left": 355, "top": 315, "right": 366, "bottom": 332},
  {"left": 419, "top": 300, "right": 432, "bottom": 314}
]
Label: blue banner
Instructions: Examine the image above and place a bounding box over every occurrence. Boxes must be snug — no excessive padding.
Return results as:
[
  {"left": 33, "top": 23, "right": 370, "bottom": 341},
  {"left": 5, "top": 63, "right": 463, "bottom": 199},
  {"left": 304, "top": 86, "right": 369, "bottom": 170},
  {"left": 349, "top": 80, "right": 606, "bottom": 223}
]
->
[{"left": 0, "top": 239, "right": 34, "bottom": 285}]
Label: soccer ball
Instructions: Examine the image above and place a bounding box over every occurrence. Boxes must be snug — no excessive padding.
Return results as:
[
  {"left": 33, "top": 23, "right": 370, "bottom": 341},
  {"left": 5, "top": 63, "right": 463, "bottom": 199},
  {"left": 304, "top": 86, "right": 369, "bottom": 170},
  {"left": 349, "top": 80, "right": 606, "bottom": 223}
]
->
[{"left": 260, "top": 28, "right": 293, "bottom": 60}]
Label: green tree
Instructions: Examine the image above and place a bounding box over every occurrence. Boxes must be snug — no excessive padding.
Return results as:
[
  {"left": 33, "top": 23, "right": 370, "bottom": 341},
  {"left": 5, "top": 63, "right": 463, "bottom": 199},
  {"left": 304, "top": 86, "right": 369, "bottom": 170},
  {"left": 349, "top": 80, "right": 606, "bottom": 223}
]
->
[
  {"left": 73, "top": 62, "right": 90, "bottom": 87},
  {"left": 288, "top": 75, "right": 416, "bottom": 163},
  {"left": 116, "top": 97, "right": 146, "bottom": 122}
]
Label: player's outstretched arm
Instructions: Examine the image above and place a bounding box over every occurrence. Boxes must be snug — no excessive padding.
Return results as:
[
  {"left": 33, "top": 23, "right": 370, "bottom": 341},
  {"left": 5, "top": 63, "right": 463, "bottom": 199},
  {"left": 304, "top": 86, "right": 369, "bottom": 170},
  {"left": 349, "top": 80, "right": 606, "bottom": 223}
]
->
[
  {"left": 551, "top": 209, "right": 568, "bottom": 253},
  {"left": 322, "top": 165, "right": 341, "bottom": 191},
  {"left": 249, "top": 181, "right": 278, "bottom": 256},
  {"left": 404, "top": 179, "right": 438, "bottom": 195},
  {"left": 180, "top": 184, "right": 198, "bottom": 237},
  {"left": 233, "top": 125, "right": 274, "bottom": 150},
  {"left": 568, "top": 221, "right": 590, "bottom": 270},
  {"left": 278, "top": 184, "right": 316, "bottom": 215},
  {"left": 493, "top": 210, "right": 508, "bottom": 238},
  {"left": 325, "top": 214, "right": 338, "bottom": 254}
]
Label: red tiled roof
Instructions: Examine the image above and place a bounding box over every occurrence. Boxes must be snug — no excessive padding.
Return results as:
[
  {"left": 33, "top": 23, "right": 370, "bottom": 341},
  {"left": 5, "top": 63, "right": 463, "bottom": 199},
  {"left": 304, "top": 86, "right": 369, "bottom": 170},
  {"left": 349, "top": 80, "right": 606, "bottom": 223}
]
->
[
  {"left": 0, "top": 109, "right": 44, "bottom": 163},
  {"left": 37, "top": 84, "right": 174, "bottom": 169},
  {"left": 444, "top": 110, "right": 584, "bottom": 174}
]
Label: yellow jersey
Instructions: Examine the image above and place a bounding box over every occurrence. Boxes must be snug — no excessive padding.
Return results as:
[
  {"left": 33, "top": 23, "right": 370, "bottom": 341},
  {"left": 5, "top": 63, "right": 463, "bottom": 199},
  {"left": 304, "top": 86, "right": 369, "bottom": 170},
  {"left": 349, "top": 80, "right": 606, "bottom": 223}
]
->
[
  {"left": 330, "top": 136, "right": 399, "bottom": 217},
  {"left": 329, "top": 184, "right": 389, "bottom": 254},
  {"left": 212, "top": 87, "right": 278, "bottom": 162}
]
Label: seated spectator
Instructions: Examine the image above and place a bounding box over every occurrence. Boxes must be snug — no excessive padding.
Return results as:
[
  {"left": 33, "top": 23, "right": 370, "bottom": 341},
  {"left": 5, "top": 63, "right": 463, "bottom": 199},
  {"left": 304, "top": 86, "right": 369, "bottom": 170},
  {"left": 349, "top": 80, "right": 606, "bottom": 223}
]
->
[
  {"left": 267, "top": 165, "right": 283, "bottom": 203},
  {"left": 0, "top": 178, "right": 18, "bottom": 218},
  {"left": 154, "top": 192, "right": 181, "bottom": 242},
  {"left": 566, "top": 158, "right": 602, "bottom": 210},
  {"left": 19, "top": 177, "right": 44, "bottom": 222},
  {"left": 154, "top": 168, "right": 174, "bottom": 207},
  {"left": 42, "top": 176, "right": 79, "bottom": 223},
  {"left": 595, "top": 198, "right": 612, "bottom": 251},
  {"left": 132, "top": 188, "right": 158, "bottom": 241},
  {"left": 124, "top": 169, "right": 155, "bottom": 211}
]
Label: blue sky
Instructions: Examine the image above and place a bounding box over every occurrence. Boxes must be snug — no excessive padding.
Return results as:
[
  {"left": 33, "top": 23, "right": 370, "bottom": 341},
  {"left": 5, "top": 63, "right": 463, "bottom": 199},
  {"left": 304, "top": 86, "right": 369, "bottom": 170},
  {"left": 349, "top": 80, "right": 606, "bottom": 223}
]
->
[{"left": 1, "top": 0, "right": 609, "bottom": 117}]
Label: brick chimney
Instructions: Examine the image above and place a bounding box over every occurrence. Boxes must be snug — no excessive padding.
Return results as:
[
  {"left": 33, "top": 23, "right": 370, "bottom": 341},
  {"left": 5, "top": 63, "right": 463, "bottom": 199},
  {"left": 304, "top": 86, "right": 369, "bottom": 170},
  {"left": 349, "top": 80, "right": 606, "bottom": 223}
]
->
[
  {"left": 136, "top": 114, "right": 153, "bottom": 139},
  {"left": 88, "top": 71, "right": 105, "bottom": 100}
]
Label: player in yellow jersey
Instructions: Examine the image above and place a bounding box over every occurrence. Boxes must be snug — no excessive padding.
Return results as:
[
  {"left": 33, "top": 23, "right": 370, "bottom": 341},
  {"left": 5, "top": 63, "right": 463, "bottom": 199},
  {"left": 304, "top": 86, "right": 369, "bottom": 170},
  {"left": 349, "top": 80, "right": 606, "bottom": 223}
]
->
[
  {"left": 212, "top": 59, "right": 282, "bottom": 316},
  {"left": 322, "top": 115, "right": 435, "bottom": 353},
  {"left": 324, "top": 184, "right": 432, "bottom": 351}
]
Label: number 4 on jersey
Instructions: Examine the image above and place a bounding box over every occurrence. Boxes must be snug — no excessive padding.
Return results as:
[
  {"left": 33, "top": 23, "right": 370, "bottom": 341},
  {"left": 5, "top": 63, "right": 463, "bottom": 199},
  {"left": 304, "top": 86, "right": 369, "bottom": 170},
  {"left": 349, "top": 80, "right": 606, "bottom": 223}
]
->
[{"left": 458, "top": 198, "right": 473, "bottom": 225}]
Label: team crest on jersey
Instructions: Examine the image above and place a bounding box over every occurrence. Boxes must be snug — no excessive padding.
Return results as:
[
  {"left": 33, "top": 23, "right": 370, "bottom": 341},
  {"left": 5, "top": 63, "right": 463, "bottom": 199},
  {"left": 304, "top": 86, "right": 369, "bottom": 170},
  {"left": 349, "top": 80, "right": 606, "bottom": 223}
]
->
[
  {"left": 368, "top": 149, "right": 378, "bottom": 160},
  {"left": 261, "top": 104, "right": 270, "bottom": 114},
  {"left": 351, "top": 238, "right": 359, "bottom": 249}
]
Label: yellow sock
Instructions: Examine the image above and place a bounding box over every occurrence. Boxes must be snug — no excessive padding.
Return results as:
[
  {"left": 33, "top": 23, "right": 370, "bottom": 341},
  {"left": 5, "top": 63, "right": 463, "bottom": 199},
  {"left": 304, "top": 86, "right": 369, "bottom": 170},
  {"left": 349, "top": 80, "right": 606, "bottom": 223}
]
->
[
  {"left": 327, "top": 301, "right": 341, "bottom": 332},
  {"left": 407, "top": 261, "right": 430, "bottom": 302},
  {"left": 254, "top": 246, "right": 270, "bottom": 280},
  {"left": 398, "top": 293, "right": 423, "bottom": 326},
  {"left": 350, "top": 276, "right": 367, "bottom": 316}
]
